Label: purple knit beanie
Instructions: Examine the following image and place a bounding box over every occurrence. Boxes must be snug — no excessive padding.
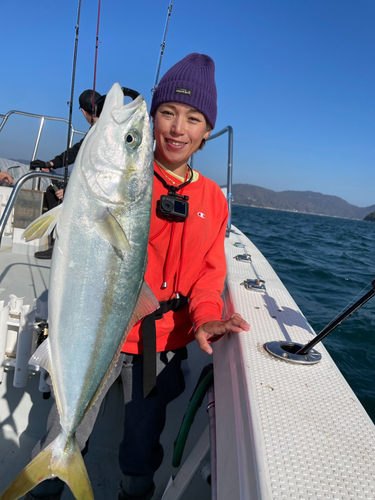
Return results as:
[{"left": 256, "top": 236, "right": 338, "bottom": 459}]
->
[{"left": 150, "top": 53, "right": 217, "bottom": 129}]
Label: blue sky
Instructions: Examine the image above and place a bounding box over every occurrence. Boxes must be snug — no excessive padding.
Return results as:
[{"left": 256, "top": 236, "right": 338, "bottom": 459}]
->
[{"left": 1, "top": 0, "right": 374, "bottom": 207}]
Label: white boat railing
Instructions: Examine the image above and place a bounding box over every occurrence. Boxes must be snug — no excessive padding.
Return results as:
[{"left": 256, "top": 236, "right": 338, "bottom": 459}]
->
[
  {"left": 0, "top": 171, "right": 65, "bottom": 245},
  {"left": 0, "top": 110, "right": 85, "bottom": 162},
  {"left": 191, "top": 125, "right": 233, "bottom": 234},
  {"left": 207, "top": 126, "right": 233, "bottom": 234}
]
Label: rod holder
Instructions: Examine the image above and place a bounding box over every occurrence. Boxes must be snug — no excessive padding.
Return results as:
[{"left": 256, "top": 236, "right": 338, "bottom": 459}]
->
[
  {"left": 265, "top": 279, "right": 375, "bottom": 365},
  {"left": 265, "top": 341, "right": 321, "bottom": 365}
]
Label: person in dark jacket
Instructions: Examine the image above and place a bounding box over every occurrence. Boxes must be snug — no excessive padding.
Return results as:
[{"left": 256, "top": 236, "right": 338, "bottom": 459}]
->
[
  {"left": 32, "top": 90, "right": 101, "bottom": 259},
  {"left": 31, "top": 90, "right": 102, "bottom": 172}
]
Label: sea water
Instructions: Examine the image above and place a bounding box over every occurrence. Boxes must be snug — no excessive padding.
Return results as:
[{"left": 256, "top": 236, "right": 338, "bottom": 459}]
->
[{"left": 231, "top": 205, "right": 375, "bottom": 422}]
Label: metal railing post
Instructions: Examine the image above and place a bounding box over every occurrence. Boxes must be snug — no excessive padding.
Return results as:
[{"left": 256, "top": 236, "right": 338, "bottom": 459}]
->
[
  {"left": 0, "top": 110, "right": 85, "bottom": 168},
  {"left": 206, "top": 126, "right": 234, "bottom": 235},
  {"left": 0, "top": 171, "right": 65, "bottom": 245},
  {"left": 31, "top": 117, "right": 45, "bottom": 191},
  {"left": 31, "top": 117, "right": 45, "bottom": 162}
]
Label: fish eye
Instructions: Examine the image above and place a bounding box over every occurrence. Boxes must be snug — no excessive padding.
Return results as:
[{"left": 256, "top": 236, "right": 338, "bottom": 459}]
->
[{"left": 125, "top": 129, "right": 142, "bottom": 150}]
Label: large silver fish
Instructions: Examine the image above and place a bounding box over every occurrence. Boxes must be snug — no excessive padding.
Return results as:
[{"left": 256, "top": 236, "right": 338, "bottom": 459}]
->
[{"left": 1, "top": 83, "right": 158, "bottom": 500}]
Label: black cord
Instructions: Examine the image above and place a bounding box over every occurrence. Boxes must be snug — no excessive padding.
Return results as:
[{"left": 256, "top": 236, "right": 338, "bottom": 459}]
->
[{"left": 153, "top": 166, "right": 193, "bottom": 195}]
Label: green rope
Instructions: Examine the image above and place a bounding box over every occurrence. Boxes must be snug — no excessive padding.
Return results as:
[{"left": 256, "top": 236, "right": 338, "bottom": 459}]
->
[{"left": 172, "top": 369, "right": 214, "bottom": 468}]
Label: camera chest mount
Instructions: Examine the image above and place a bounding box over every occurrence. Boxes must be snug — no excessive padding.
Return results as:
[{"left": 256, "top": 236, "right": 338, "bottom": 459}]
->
[{"left": 154, "top": 164, "right": 193, "bottom": 222}]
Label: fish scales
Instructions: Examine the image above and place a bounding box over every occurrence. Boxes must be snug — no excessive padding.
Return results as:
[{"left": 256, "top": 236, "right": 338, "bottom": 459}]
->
[{"left": 49, "top": 87, "right": 154, "bottom": 429}]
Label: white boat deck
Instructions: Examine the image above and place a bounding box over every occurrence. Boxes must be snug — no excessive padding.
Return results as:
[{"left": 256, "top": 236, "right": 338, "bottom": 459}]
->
[
  {"left": 0, "top": 241, "right": 50, "bottom": 306},
  {"left": 0, "top": 345, "right": 212, "bottom": 500},
  {"left": 0, "top": 242, "right": 212, "bottom": 500},
  {"left": 214, "top": 225, "right": 375, "bottom": 499}
]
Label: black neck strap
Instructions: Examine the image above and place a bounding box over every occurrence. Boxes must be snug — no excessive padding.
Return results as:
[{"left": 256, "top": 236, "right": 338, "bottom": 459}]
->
[{"left": 154, "top": 166, "right": 193, "bottom": 195}]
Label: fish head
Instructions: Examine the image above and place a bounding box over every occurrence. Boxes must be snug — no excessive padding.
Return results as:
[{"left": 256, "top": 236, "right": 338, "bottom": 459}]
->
[{"left": 81, "top": 82, "right": 153, "bottom": 206}]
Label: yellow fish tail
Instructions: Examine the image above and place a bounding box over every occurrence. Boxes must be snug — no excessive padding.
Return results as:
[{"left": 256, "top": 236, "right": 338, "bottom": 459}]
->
[{"left": 0, "top": 435, "right": 93, "bottom": 500}]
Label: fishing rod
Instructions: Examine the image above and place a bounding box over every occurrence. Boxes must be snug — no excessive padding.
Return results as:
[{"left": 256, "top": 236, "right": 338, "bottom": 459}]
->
[
  {"left": 91, "top": 0, "right": 102, "bottom": 124},
  {"left": 295, "top": 279, "right": 375, "bottom": 356},
  {"left": 151, "top": 0, "right": 174, "bottom": 94},
  {"left": 265, "top": 279, "right": 375, "bottom": 364},
  {"left": 64, "top": 0, "right": 83, "bottom": 191}
]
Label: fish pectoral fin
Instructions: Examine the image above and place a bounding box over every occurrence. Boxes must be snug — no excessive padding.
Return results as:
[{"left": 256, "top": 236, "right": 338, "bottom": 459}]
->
[
  {"left": 133, "top": 281, "right": 160, "bottom": 324},
  {"left": 22, "top": 204, "right": 63, "bottom": 241},
  {"left": 94, "top": 208, "right": 131, "bottom": 252},
  {"left": 0, "top": 435, "right": 93, "bottom": 500}
]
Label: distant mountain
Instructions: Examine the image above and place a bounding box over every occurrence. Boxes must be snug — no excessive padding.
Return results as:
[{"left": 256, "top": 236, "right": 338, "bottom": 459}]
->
[
  {"left": 230, "top": 184, "right": 375, "bottom": 220},
  {"left": 364, "top": 211, "right": 375, "bottom": 222}
]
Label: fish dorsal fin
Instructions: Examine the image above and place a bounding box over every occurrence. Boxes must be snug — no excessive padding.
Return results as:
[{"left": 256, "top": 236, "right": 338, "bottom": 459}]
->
[
  {"left": 29, "top": 337, "right": 52, "bottom": 374},
  {"left": 22, "top": 204, "right": 63, "bottom": 241},
  {"left": 94, "top": 208, "right": 131, "bottom": 252}
]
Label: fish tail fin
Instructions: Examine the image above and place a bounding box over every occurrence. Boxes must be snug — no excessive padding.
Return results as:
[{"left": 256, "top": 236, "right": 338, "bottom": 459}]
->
[{"left": 0, "top": 435, "right": 93, "bottom": 500}]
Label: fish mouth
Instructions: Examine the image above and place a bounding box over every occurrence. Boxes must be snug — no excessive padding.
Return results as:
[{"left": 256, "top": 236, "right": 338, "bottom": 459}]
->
[
  {"left": 123, "top": 94, "right": 144, "bottom": 110},
  {"left": 111, "top": 92, "right": 145, "bottom": 125}
]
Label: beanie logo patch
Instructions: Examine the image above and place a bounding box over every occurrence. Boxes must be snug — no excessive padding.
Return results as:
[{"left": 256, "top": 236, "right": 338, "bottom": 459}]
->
[{"left": 175, "top": 87, "right": 192, "bottom": 96}]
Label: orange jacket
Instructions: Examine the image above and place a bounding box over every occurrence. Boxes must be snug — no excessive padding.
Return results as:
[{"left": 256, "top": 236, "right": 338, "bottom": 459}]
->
[{"left": 122, "top": 162, "right": 229, "bottom": 354}]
